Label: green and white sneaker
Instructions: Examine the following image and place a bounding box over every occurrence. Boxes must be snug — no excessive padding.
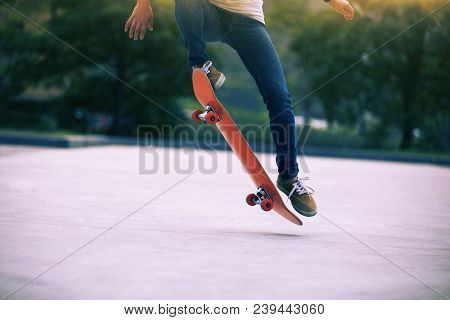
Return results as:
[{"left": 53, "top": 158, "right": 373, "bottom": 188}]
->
[
  {"left": 277, "top": 176, "right": 318, "bottom": 217},
  {"left": 196, "top": 60, "right": 226, "bottom": 90}
]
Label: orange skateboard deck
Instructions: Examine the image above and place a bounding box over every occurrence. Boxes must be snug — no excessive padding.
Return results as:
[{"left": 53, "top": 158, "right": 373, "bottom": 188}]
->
[{"left": 191, "top": 68, "right": 302, "bottom": 226}]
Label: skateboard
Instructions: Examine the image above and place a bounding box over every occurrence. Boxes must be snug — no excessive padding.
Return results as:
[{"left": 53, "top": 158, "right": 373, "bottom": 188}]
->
[{"left": 191, "top": 68, "right": 302, "bottom": 226}]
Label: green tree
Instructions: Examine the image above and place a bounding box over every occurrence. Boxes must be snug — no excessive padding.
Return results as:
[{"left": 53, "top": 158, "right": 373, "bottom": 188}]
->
[
  {"left": 1, "top": 0, "right": 190, "bottom": 135},
  {"left": 290, "top": 0, "right": 449, "bottom": 150},
  {"left": 0, "top": 0, "right": 46, "bottom": 104}
]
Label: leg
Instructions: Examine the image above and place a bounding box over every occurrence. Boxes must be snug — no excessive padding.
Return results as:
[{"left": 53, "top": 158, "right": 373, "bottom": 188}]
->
[
  {"left": 174, "top": 0, "right": 225, "bottom": 67},
  {"left": 227, "top": 17, "right": 299, "bottom": 180}
]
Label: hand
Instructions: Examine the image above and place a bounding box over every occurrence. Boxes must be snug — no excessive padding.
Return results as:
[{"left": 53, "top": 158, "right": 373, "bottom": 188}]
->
[
  {"left": 330, "top": 0, "right": 354, "bottom": 21},
  {"left": 124, "top": 0, "right": 153, "bottom": 40}
]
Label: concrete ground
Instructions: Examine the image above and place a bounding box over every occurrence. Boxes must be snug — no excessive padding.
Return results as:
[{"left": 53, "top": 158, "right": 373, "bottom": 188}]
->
[{"left": 0, "top": 145, "right": 449, "bottom": 299}]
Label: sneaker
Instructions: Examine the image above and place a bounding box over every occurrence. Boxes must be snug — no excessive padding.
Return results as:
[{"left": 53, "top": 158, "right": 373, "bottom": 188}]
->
[
  {"left": 276, "top": 176, "right": 318, "bottom": 217},
  {"left": 195, "top": 61, "right": 226, "bottom": 90}
]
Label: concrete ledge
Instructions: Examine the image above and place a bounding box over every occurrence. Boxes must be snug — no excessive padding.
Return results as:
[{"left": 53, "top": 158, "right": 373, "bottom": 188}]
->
[
  {"left": 1, "top": 132, "right": 449, "bottom": 166},
  {"left": 0, "top": 133, "right": 109, "bottom": 148},
  {"left": 303, "top": 146, "right": 450, "bottom": 166}
]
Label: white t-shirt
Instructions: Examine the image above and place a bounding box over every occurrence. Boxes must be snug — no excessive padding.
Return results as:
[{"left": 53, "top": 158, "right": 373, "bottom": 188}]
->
[{"left": 208, "top": 0, "right": 265, "bottom": 24}]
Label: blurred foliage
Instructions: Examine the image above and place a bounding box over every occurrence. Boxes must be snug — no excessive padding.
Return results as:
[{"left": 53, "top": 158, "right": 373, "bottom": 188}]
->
[
  {"left": 1, "top": 0, "right": 189, "bottom": 135},
  {"left": 287, "top": 0, "right": 449, "bottom": 150},
  {"left": 0, "top": 0, "right": 449, "bottom": 152}
]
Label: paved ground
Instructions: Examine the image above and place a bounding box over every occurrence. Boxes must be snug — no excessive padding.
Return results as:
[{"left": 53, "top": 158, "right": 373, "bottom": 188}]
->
[{"left": 0, "top": 145, "right": 449, "bottom": 299}]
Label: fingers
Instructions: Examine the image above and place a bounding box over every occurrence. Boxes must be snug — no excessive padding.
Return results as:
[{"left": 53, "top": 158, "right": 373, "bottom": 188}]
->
[
  {"left": 133, "top": 22, "right": 141, "bottom": 40},
  {"left": 148, "top": 17, "right": 153, "bottom": 31},
  {"left": 125, "top": 15, "right": 153, "bottom": 40},
  {"left": 343, "top": 3, "right": 354, "bottom": 20},
  {"left": 128, "top": 20, "right": 137, "bottom": 38},
  {"left": 124, "top": 16, "right": 133, "bottom": 32},
  {"left": 139, "top": 23, "right": 147, "bottom": 40}
]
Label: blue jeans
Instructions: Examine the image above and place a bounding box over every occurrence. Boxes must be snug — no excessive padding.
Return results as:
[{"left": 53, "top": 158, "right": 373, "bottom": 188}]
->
[{"left": 175, "top": 0, "right": 299, "bottom": 180}]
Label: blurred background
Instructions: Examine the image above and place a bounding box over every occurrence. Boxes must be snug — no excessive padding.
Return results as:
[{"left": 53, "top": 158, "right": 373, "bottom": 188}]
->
[
  {"left": 0, "top": 0, "right": 449, "bottom": 156},
  {"left": 1, "top": 1, "right": 450, "bottom": 300}
]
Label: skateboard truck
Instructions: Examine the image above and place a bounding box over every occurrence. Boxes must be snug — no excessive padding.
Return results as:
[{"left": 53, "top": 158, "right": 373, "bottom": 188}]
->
[
  {"left": 246, "top": 187, "right": 274, "bottom": 212},
  {"left": 191, "top": 105, "right": 220, "bottom": 124}
]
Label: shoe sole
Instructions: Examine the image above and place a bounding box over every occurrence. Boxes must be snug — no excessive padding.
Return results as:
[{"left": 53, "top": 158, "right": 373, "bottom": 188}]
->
[{"left": 295, "top": 209, "right": 317, "bottom": 218}]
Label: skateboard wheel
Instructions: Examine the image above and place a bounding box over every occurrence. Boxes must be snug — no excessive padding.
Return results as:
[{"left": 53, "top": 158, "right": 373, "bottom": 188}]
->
[
  {"left": 246, "top": 194, "right": 257, "bottom": 206},
  {"left": 261, "top": 199, "right": 273, "bottom": 212},
  {"left": 205, "top": 112, "right": 219, "bottom": 124},
  {"left": 191, "top": 109, "right": 203, "bottom": 123}
]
